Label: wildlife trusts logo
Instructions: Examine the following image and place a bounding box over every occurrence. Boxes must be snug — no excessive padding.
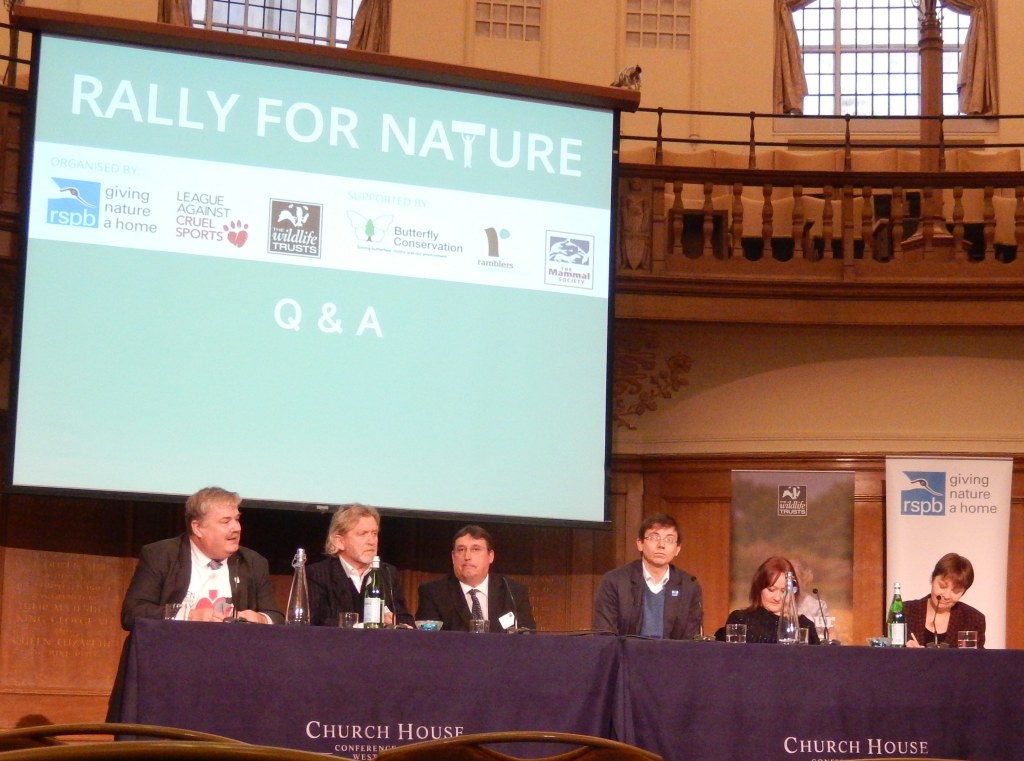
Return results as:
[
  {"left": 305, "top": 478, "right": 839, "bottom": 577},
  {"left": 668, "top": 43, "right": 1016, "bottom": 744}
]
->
[
  {"left": 47, "top": 177, "right": 100, "bottom": 228},
  {"left": 269, "top": 199, "right": 322, "bottom": 257},
  {"left": 778, "top": 485, "right": 808, "bottom": 516}
]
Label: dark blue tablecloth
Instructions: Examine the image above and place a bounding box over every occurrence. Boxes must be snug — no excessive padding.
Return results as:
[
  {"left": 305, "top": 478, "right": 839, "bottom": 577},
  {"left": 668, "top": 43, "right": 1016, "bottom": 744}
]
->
[
  {"left": 117, "top": 620, "right": 620, "bottom": 757},
  {"left": 618, "top": 637, "right": 1024, "bottom": 761},
  {"left": 115, "top": 620, "right": 1024, "bottom": 761}
]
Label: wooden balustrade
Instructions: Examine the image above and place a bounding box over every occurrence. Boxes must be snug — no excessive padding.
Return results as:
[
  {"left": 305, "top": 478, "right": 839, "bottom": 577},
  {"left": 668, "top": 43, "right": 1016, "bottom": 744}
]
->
[{"left": 617, "top": 163, "right": 1024, "bottom": 279}]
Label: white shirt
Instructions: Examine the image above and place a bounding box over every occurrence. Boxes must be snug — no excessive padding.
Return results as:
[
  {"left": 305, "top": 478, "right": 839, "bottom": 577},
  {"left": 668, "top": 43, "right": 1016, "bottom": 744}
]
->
[
  {"left": 187, "top": 540, "right": 233, "bottom": 618},
  {"left": 459, "top": 576, "right": 489, "bottom": 620},
  {"left": 338, "top": 555, "right": 370, "bottom": 592},
  {"left": 642, "top": 562, "right": 671, "bottom": 595}
]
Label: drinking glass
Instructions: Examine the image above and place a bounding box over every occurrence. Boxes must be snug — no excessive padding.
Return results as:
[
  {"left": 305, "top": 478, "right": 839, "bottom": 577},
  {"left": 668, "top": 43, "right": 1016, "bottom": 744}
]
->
[
  {"left": 163, "top": 603, "right": 184, "bottom": 620},
  {"left": 957, "top": 630, "right": 979, "bottom": 649},
  {"left": 470, "top": 618, "right": 489, "bottom": 634},
  {"left": 725, "top": 623, "right": 746, "bottom": 643}
]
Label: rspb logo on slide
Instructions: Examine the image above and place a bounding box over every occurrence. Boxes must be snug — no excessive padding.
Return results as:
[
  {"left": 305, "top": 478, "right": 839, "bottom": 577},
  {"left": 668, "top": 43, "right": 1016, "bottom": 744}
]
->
[
  {"left": 47, "top": 177, "right": 100, "bottom": 228},
  {"left": 900, "top": 471, "right": 946, "bottom": 516}
]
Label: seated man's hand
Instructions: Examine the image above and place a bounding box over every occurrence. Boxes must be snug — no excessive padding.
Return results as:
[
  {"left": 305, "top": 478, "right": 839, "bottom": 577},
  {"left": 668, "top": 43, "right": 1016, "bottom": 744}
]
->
[
  {"left": 188, "top": 608, "right": 227, "bottom": 623},
  {"left": 235, "top": 609, "right": 270, "bottom": 624}
]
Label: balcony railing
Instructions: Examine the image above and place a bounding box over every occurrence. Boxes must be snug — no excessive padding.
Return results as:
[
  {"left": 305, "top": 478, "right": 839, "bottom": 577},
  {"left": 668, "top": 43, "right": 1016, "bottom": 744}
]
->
[{"left": 616, "top": 107, "right": 1024, "bottom": 292}]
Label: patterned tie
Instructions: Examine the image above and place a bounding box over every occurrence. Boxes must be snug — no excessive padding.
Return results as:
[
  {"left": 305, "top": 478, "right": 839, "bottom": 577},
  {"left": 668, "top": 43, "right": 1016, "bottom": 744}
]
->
[
  {"left": 469, "top": 588, "right": 483, "bottom": 620},
  {"left": 209, "top": 559, "right": 223, "bottom": 570}
]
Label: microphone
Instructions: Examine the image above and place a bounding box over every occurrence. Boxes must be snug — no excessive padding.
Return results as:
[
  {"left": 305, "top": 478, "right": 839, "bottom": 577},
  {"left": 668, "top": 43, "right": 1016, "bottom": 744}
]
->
[
  {"left": 691, "top": 575, "right": 714, "bottom": 641},
  {"left": 502, "top": 576, "right": 531, "bottom": 633},
  {"left": 813, "top": 588, "right": 840, "bottom": 645},
  {"left": 384, "top": 562, "right": 397, "bottom": 627}
]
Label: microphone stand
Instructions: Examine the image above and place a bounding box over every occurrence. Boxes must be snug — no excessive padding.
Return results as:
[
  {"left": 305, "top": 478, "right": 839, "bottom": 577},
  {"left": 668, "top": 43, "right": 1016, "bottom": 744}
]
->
[
  {"left": 692, "top": 578, "right": 715, "bottom": 641},
  {"left": 813, "top": 588, "right": 830, "bottom": 644}
]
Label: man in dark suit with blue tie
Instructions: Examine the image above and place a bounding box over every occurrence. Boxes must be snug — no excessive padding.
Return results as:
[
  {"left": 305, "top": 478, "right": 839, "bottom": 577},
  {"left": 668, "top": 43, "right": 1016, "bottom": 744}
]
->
[
  {"left": 119, "top": 486, "right": 283, "bottom": 628},
  {"left": 416, "top": 524, "right": 536, "bottom": 633}
]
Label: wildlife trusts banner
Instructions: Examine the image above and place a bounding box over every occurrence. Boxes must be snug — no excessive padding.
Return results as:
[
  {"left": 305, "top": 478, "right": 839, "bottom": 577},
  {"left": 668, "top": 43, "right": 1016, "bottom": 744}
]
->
[
  {"left": 730, "top": 470, "right": 854, "bottom": 644},
  {"left": 885, "top": 456, "right": 1011, "bottom": 649}
]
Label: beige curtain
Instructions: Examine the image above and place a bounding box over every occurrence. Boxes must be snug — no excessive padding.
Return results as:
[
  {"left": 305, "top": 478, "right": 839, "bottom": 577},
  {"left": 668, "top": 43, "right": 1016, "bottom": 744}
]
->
[
  {"left": 158, "top": 0, "right": 192, "bottom": 26},
  {"left": 944, "top": 0, "right": 998, "bottom": 115},
  {"left": 349, "top": 0, "right": 391, "bottom": 53},
  {"left": 773, "top": 0, "right": 816, "bottom": 115}
]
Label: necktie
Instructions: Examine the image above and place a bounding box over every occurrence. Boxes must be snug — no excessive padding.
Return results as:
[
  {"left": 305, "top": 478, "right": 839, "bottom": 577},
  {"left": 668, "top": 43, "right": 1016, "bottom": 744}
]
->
[
  {"left": 209, "top": 559, "right": 223, "bottom": 570},
  {"left": 469, "top": 588, "right": 483, "bottom": 620}
]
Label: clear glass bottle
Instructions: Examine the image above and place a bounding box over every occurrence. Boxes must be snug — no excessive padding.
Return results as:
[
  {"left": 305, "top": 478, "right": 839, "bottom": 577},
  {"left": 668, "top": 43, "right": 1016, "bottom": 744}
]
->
[
  {"left": 362, "top": 555, "right": 384, "bottom": 629},
  {"left": 776, "top": 570, "right": 800, "bottom": 645},
  {"left": 285, "top": 548, "right": 310, "bottom": 625},
  {"left": 887, "top": 581, "right": 906, "bottom": 647}
]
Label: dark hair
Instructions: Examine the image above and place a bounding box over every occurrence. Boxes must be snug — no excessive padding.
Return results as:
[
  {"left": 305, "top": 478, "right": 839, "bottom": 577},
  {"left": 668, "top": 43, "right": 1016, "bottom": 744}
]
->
[
  {"left": 453, "top": 524, "right": 493, "bottom": 552},
  {"left": 747, "top": 556, "right": 796, "bottom": 610},
  {"left": 637, "top": 513, "right": 680, "bottom": 542},
  {"left": 931, "top": 552, "right": 974, "bottom": 591}
]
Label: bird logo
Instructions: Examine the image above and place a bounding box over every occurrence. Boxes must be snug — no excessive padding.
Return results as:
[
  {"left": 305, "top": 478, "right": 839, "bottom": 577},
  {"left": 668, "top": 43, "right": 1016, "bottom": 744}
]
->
[
  {"left": 53, "top": 180, "right": 97, "bottom": 208},
  {"left": 906, "top": 477, "right": 944, "bottom": 497}
]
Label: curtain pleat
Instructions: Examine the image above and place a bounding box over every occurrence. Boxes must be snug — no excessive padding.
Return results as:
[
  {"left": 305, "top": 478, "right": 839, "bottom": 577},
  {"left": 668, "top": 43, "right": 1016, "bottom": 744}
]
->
[
  {"left": 773, "top": 0, "right": 817, "bottom": 115},
  {"left": 944, "top": 0, "right": 998, "bottom": 115},
  {"left": 349, "top": 0, "right": 391, "bottom": 54},
  {"left": 158, "top": 0, "right": 193, "bottom": 26}
]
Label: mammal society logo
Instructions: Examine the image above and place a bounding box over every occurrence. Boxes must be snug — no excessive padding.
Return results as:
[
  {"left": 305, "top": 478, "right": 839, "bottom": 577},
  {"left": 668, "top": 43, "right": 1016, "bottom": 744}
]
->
[{"left": 47, "top": 177, "right": 100, "bottom": 228}]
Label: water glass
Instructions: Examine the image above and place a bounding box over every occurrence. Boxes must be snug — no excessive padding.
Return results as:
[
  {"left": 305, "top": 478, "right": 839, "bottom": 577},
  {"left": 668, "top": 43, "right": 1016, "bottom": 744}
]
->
[
  {"left": 339, "top": 612, "right": 359, "bottom": 628},
  {"left": 957, "top": 630, "right": 979, "bottom": 649},
  {"left": 725, "top": 623, "right": 746, "bottom": 643},
  {"left": 796, "top": 627, "right": 810, "bottom": 645},
  {"left": 470, "top": 618, "right": 489, "bottom": 634},
  {"left": 163, "top": 603, "right": 184, "bottom": 620}
]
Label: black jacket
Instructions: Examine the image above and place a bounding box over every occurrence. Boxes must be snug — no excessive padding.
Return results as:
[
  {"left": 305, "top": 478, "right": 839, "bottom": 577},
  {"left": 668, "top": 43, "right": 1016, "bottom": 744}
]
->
[
  {"left": 120, "top": 533, "right": 283, "bottom": 629},
  {"left": 306, "top": 555, "right": 413, "bottom": 627}
]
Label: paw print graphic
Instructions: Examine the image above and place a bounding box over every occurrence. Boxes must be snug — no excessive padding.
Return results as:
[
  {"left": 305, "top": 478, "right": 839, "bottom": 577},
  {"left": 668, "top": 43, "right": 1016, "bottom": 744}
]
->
[{"left": 224, "top": 220, "right": 249, "bottom": 248}]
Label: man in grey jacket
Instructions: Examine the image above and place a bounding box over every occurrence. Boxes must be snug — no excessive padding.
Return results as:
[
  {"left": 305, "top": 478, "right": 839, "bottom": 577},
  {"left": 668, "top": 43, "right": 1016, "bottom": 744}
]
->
[{"left": 592, "top": 512, "right": 702, "bottom": 639}]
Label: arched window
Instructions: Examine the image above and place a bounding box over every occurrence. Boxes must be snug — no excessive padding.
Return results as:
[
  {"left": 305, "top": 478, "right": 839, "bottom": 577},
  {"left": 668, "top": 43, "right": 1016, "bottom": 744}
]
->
[
  {"left": 189, "top": 0, "right": 362, "bottom": 46},
  {"left": 792, "top": 0, "right": 968, "bottom": 116}
]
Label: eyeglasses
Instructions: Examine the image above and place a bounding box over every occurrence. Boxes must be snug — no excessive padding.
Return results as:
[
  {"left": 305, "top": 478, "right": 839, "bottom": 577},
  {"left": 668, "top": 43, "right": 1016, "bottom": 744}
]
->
[{"left": 643, "top": 534, "right": 678, "bottom": 546}]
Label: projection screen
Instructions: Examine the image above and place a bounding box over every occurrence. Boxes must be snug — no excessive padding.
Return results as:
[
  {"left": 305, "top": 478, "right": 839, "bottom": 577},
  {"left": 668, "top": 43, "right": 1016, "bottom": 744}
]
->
[{"left": 10, "top": 12, "right": 631, "bottom": 525}]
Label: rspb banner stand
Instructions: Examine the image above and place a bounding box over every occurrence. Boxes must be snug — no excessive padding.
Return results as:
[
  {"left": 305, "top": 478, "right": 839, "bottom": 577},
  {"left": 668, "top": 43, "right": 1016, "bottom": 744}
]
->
[{"left": 885, "top": 456, "right": 1011, "bottom": 649}]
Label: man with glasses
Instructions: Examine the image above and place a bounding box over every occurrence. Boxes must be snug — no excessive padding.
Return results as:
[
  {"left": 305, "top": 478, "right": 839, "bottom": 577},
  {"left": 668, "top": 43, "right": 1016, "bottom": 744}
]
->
[
  {"left": 416, "top": 524, "right": 536, "bottom": 633},
  {"left": 592, "top": 513, "right": 703, "bottom": 639}
]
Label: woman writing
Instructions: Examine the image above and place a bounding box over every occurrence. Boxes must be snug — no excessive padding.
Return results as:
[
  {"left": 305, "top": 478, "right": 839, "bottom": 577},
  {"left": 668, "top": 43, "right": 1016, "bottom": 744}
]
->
[{"left": 905, "top": 553, "right": 985, "bottom": 648}]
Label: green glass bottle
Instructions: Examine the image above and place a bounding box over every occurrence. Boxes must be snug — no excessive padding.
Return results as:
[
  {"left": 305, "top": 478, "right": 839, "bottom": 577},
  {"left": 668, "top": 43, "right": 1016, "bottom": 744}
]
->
[
  {"left": 887, "top": 581, "right": 906, "bottom": 647},
  {"left": 361, "top": 555, "right": 384, "bottom": 629}
]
